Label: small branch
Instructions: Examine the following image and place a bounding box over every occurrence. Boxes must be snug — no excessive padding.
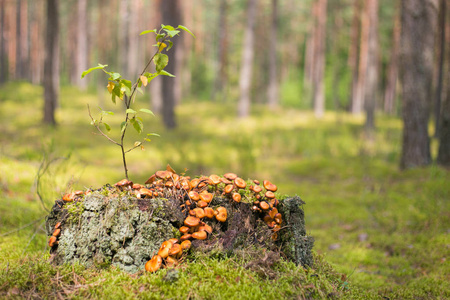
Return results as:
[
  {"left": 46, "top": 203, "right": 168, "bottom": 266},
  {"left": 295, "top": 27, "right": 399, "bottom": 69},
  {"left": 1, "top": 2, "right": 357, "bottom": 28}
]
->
[
  {"left": 0, "top": 217, "right": 44, "bottom": 237},
  {"left": 87, "top": 104, "right": 121, "bottom": 146}
]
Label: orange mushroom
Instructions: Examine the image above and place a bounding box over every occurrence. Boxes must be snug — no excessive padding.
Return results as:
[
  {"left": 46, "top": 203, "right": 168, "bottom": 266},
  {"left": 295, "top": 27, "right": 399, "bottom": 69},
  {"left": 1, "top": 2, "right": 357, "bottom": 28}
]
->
[
  {"left": 253, "top": 185, "right": 263, "bottom": 193},
  {"left": 132, "top": 183, "right": 143, "bottom": 190},
  {"left": 184, "top": 216, "right": 201, "bottom": 227},
  {"left": 139, "top": 188, "right": 153, "bottom": 198},
  {"left": 263, "top": 180, "right": 277, "bottom": 192},
  {"left": 215, "top": 207, "right": 227, "bottom": 222},
  {"left": 145, "top": 255, "right": 163, "bottom": 272},
  {"left": 232, "top": 193, "right": 242, "bottom": 203},
  {"left": 179, "top": 226, "right": 190, "bottom": 234},
  {"left": 196, "top": 200, "right": 208, "bottom": 208},
  {"left": 155, "top": 170, "right": 173, "bottom": 180},
  {"left": 253, "top": 179, "right": 260, "bottom": 185},
  {"left": 48, "top": 236, "right": 57, "bottom": 247},
  {"left": 54, "top": 222, "right": 61, "bottom": 229},
  {"left": 198, "top": 224, "right": 213, "bottom": 234},
  {"left": 165, "top": 255, "right": 178, "bottom": 267},
  {"left": 169, "top": 243, "right": 182, "bottom": 258},
  {"left": 259, "top": 201, "right": 270, "bottom": 211},
  {"left": 190, "top": 178, "right": 200, "bottom": 189},
  {"left": 204, "top": 207, "right": 215, "bottom": 219},
  {"left": 52, "top": 228, "right": 61, "bottom": 237},
  {"left": 62, "top": 193, "right": 75, "bottom": 202},
  {"left": 274, "top": 213, "right": 282, "bottom": 224},
  {"left": 158, "top": 240, "right": 173, "bottom": 258},
  {"left": 188, "top": 191, "right": 200, "bottom": 201},
  {"left": 234, "top": 177, "right": 246, "bottom": 189},
  {"left": 224, "top": 173, "right": 238, "bottom": 180},
  {"left": 145, "top": 174, "right": 157, "bottom": 184},
  {"left": 224, "top": 184, "right": 234, "bottom": 194},
  {"left": 180, "top": 234, "right": 192, "bottom": 241},
  {"left": 192, "top": 230, "right": 207, "bottom": 240},
  {"left": 209, "top": 174, "right": 221, "bottom": 185},
  {"left": 269, "top": 208, "right": 278, "bottom": 219},
  {"left": 192, "top": 208, "right": 205, "bottom": 219},
  {"left": 115, "top": 179, "right": 133, "bottom": 188},
  {"left": 180, "top": 240, "right": 192, "bottom": 251},
  {"left": 199, "top": 192, "right": 213, "bottom": 203},
  {"left": 265, "top": 191, "right": 275, "bottom": 199}
]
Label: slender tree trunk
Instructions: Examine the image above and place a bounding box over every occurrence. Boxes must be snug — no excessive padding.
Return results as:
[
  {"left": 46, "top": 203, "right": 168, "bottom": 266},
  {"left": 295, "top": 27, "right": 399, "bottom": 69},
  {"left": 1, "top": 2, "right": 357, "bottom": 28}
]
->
[
  {"left": 364, "top": 0, "right": 379, "bottom": 134},
  {"left": 212, "top": 0, "right": 228, "bottom": 102},
  {"left": 399, "top": 0, "right": 437, "bottom": 169},
  {"left": 43, "top": 0, "right": 59, "bottom": 126},
  {"left": 150, "top": 0, "right": 162, "bottom": 114},
  {"left": 160, "top": 0, "right": 180, "bottom": 129},
  {"left": 238, "top": 0, "right": 257, "bottom": 118},
  {"left": 303, "top": 1, "right": 318, "bottom": 100},
  {"left": 267, "top": 0, "right": 279, "bottom": 109},
  {"left": 437, "top": 0, "right": 450, "bottom": 166},
  {"left": 119, "top": 0, "right": 129, "bottom": 79},
  {"left": 15, "top": 0, "right": 21, "bottom": 79},
  {"left": 75, "top": 0, "right": 88, "bottom": 90},
  {"left": 348, "top": 0, "right": 361, "bottom": 112},
  {"left": 312, "top": 0, "right": 327, "bottom": 118},
  {"left": 0, "top": 0, "right": 6, "bottom": 84},
  {"left": 127, "top": 0, "right": 140, "bottom": 81},
  {"left": 30, "top": 0, "right": 42, "bottom": 85},
  {"left": 434, "top": 0, "right": 446, "bottom": 137},
  {"left": 384, "top": 3, "right": 401, "bottom": 115}
]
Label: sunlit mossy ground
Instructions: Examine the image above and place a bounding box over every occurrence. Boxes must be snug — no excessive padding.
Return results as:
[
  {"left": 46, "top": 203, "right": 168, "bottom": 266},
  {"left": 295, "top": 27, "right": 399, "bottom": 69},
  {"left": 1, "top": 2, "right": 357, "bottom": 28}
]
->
[{"left": 0, "top": 82, "right": 449, "bottom": 299}]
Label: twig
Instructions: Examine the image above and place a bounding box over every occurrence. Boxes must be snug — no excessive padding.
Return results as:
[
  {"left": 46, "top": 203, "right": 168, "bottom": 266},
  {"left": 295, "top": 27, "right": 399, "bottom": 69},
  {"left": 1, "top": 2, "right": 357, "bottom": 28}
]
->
[
  {"left": 0, "top": 217, "right": 45, "bottom": 237},
  {"left": 86, "top": 104, "right": 121, "bottom": 146}
]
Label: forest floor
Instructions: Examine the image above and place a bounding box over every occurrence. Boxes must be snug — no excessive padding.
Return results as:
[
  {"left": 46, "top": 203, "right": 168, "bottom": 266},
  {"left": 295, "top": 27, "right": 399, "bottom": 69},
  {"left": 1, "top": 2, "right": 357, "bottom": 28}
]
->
[{"left": 0, "top": 82, "right": 449, "bottom": 299}]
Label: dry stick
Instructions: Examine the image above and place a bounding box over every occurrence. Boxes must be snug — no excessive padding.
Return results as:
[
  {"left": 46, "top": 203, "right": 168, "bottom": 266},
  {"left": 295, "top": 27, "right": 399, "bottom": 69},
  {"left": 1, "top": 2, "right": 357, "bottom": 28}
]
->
[{"left": 0, "top": 217, "right": 44, "bottom": 237}]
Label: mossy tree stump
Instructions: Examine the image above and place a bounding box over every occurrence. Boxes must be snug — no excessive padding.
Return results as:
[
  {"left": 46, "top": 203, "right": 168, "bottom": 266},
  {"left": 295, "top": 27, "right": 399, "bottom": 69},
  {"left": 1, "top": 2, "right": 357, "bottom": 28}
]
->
[{"left": 46, "top": 182, "right": 314, "bottom": 273}]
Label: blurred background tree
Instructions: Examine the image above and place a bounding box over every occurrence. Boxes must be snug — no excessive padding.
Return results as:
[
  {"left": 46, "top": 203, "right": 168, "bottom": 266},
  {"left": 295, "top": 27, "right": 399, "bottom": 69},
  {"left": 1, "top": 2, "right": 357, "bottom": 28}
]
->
[{"left": 0, "top": 0, "right": 448, "bottom": 168}]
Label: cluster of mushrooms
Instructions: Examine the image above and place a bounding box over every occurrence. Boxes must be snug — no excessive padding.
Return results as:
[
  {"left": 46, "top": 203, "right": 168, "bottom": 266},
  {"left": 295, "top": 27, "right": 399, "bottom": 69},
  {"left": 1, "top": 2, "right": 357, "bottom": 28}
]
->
[{"left": 51, "top": 165, "right": 282, "bottom": 273}]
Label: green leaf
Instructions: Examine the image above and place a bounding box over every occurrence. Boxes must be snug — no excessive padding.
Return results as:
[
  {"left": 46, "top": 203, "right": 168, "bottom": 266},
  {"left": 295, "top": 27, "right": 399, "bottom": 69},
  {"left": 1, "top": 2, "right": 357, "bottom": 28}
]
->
[
  {"left": 121, "top": 79, "right": 132, "bottom": 90},
  {"left": 120, "top": 121, "right": 127, "bottom": 134},
  {"left": 144, "top": 138, "right": 152, "bottom": 142},
  {"left": 147, "top": 133, "right": 161, "bottom": 137},
  {"left": 103, "top": 123, "right": 111, "bottom": 132},
  {"left": 155, "top": 33, "right": 165, "bottom": 42},
  {"left": 81, "top": 64, "right": 108, "bottom": 78},
  {"left": 154, "top": 53, "right": 169, "bottom": 73},
  {"left": 163, "top": 28, "right": 180, "bottom": 38},
  {"left": 177, "top": 25, "right": 195, "bottom": 38},
  {"left": 140, "top": 29, "right": 156, "bottom": 35},
  {"left": 162, "top": 25, "right": 176, "bottom": 31},
  {"left": 159, "top": 70, "right": 175, "bottom": 77},
  {"left": 101, "top": 110, "right": 114, "bottom": 115},
  {"left": 126, "top": 108, "right": 137, "bottom": 114},
  {"left": 130, "top": 118, "right": 143, "bottom": 134},
  {"left": 110, "top": 72, "right": 121, "bottom": 80},
  {"left": 111, "top": 93, "right": 116, "bottom": 104},
  {"left": 139, "top": 108, "right": 155, "bottom": 116},
  {"left": 137, "top": 87, "right": 144, "bottom": 95},
  {"left": 166, "top": 40, "right": 174, "bottom": 51}
]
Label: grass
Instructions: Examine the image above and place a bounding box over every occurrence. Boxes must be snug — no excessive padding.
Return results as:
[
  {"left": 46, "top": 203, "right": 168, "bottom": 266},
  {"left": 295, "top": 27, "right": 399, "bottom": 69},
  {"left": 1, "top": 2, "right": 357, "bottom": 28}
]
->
[{"left": 0, "top": 81, "right": 449, "bottom": 299}]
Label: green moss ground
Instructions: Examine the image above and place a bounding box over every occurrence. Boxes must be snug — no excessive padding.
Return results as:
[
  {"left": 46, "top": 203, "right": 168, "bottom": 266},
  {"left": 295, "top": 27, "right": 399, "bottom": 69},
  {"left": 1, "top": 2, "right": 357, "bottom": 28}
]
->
[{"left": 0, "top": 82, "right": 449, "bottom": 299}]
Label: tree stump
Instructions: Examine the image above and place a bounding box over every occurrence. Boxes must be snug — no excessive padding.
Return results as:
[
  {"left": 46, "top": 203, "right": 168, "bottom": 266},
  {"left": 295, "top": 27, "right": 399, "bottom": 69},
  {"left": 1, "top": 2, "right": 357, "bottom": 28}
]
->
[{"left": 45, "top": 183, "right": 314, "bottom": 273}]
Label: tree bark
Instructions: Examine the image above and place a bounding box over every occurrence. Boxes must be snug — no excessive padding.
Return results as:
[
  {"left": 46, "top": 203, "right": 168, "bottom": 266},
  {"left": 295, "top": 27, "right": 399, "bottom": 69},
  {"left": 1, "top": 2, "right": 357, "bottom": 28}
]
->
[
  {"left": 434, "top": 0, "right": 446, "bottom": 137},
  {"left": 399, "top": 0, "right": 437, "bottom": 169},
  {"left": 43, "top": 0, "right": 59, "bottom": 126},
  {"left": 312, "top": 0, "right": 327, "bottom": 118},
  {"left": 160, "top": 0, "right": 180, "bottom": 129},
  {"left": 149, "top": 0, "right": 162, "bottom": 115},
  {"left": 0, "top": 0, "right": 7, "bottom": 84},
  {"left": 238, "top": 0, "right": 257, "bottom": 118},
  {"left": 267, "top": 0, "right": 279, "bottom": 109},
  {"left": 76, "top": 0, "right": 88, "bottom": 90},
  {"left": 364, "top": 0, "right": 379, "bottom": 134},
  {"left": 212, "top": 0, "right": 228, "bottom": 102},
  {"left": 384, "top": 3, "right": 401, "bottom": 115},
  {"left": 437, "top": 0, "right": 450, "bottom": 166},
  {"left": 348, "top": 0, "right": 361, "bottom": 112}
]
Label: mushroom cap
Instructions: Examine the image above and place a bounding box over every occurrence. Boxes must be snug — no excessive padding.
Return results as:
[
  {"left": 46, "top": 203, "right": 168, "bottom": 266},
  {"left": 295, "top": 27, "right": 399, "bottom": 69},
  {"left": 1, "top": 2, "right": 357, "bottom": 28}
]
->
[
  {"left": 209, "top": 174, "right": 222, "bottom": 185},
  {"left": 155, "top": 170, "right": 173, "bottom": 180},
  {"left": 270, "top": 198, "right": 279, "bottom": 207},
  {"left": 132, "top": 183, "right": 143, "bottom": 190},
  {"left": 190, "top": 178, "right": 200, "bottom": 189},
  {"left": 168, "top": 243, "right": 182, "bottom": 258},
  {"left": 192, "top": 230, "right": 208, "bottom": 240},
  {"left": 54, "top": 222, "right": 61, "bottom": 229},
  {"left": 188, "top": 191, "right": 200, "bottom": 201},
  {"left": 232, "top": 193, "right": 242, "bottom": 203},
  {"left": 48, "top": 236, "right": 57, "bottom": 247},
  {"left": 62, "top": 193, "right": 75, "bottom": 202},
  {"left": 272, "top": 224, "right": 281, "bottom": 232},
  {"left": 269, "top": 208, "right": 278, "bottom": 219},
  {"left": 145, "top": 174, "right": 157, "bottom": 184},
  {"left": 252, "top": 185, "right": 263, "bottom": 193},
  {"left": 184, "top": 216, "right": 201, "bottom": 227},
  {"left": 166, "top": 164, "right": 177, "bottom": 174},
  {"left": 179, "top": 226, "right": 190, "bottom": 234},
  {"left": 215, "top": 207, "right": 227, "bottom": 222},
  {"left": 139, "top": 188, "right": 153, "bottom": 198},
  {"left": 165, "top": 181, "right": 174, "bottom": 188},
  {"left": 192, "top": 208, "right": 205, "bottom": 219},
  {"left": 180, "top": 240, "right": 192, "bottom": 251},
  {"left": 199, "top": 192, "right": 213, "bottom": 203},
  {"left": 263, "top": 180, "right": 278, "bottom": 192},
  {"left": 165, "top": 255, "right": 178, "bottom": 267},
  {"left": 180, "top": 234, "right": 192, "bottom": 241},
  {"left": 196, "top": 200, "right": 208, "bottom": 208},
  {"left": 234, "top": 177, "right": 247, "bottom": 189},
  {"left": 145, "top": 255, "right": 163, "bottom": 272},
  {"left": 180, "top": 179, "right": 191, "bottom": 191},
  {"left": 274, "top": 213, "right": 282, "bottom": 224},
  {"left": 158, "top": 240, "right": 173, "bottom": 258},
  {"left": 224, "top": 173, "right": 238, "bottom": 180},
  {"left": 115, "top": 179, "right": 133, "bottom": 187},
  {"left": 204, "top": 207, "right": 215, "bottom": 219},
  {"left": 52, "top": 228, "right": 61, "bottom": 237},
  {"left": 74, "top": 190, "right": 84, "bottom": 196},
  {"left": 263, "top": 215, "right": 273, "bottom": 224},
  {"left": 259, "top": 201, "right": 270, "bottom": 211},
  {"left": 220, "top": 177, "right": 232, "bottom": 185},
  {"left": 198, "top": 224, "right": 213, "bottom": 234},
  {"left": 224, "top": 184, "right": 234, "bottom": 194},
  {"left": 168, "top": 238, "right": 179, "bottom": 245},
  {"left": 253, "top": 179, "right": 260, "bottom": 185},
  {"left": 265, "top": 191, "right": 275, "bottom": 199}
]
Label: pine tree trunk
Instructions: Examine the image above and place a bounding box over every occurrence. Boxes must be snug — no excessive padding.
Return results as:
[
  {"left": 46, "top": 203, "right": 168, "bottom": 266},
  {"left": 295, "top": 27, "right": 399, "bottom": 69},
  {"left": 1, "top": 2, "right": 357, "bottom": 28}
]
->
[
  {"left": 43, "top": 0, "right": 59, "bottom": 126},
  {"left": 348, "top": 0, "right": 361, "bottom": 112},
  {"left": 76, "top": 0, "right": 88, "bottom": 90},
  {"left": 149, "top": 0, "right": 162, "bottom": 115},
  {"left": 312, "top": 0, "right": 327, "bottom": 118},
  {"left": 212, "top": 0, "right": 228, "bottom": 102},
  {"left": 353, "top": 0, "right": 369, "bottom": 114},
  {"left": 267, "top": 0, "right": 279, "bottom": 109},
  {"left": 399, "top": 0, "right": 437, "bottom": 169},
  {"left": 238, "top": 0, "right": 257, "bottom": 118},
  {"left": 364, "top": 0, "right": 379, "bottom": 134},
  {"left": 384, "top": 3, "right": 400, "bottom": 115},
  {"left": 434, "top": 0, "right": 446, "bottom": 137},
  {"left": 160, "top": 0, "right": 180, "bottom": 129},
  {"left": 0, "top": 0, "right": 6, "bottom": 84}
]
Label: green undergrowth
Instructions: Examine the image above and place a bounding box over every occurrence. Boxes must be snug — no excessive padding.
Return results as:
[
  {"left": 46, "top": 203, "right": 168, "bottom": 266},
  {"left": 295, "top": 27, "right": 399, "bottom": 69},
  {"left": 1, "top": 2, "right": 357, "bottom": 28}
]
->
[{"left": 1, "top": 82, "right": 449, "bottom": 299}]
